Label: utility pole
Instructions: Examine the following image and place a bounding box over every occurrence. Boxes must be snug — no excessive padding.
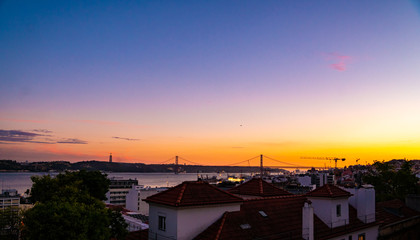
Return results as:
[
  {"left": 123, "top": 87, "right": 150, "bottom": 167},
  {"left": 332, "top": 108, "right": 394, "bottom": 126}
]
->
[{"left": 260, "top": 154, "right": 263, "bottom": 178}]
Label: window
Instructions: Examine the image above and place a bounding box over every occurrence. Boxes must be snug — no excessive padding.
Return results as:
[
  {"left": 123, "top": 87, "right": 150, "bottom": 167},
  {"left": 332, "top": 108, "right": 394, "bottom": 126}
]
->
[
  {"left": 240, "top": 223, "right": 251, "bottom": 229},
  {"left": 258, "top": 211, "right": 268, "bottom": 217},
  {"left": 358, "top": 233, "right": 365, "bottom": 240},
  {"left": 336, "top": 204, "right": 341, "bottom": 217},
  {"left": 158, "top": 216, "right": 166, "bottom": 231}
]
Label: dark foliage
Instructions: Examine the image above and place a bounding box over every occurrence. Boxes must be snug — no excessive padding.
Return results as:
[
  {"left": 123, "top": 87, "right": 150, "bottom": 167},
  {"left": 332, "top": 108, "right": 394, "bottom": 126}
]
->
[
  {"left": 23, "top": 171, "right": 127, "bottom": 240},
  {"left": 363, "top": 160, "right": 420, "bottom": 201}
]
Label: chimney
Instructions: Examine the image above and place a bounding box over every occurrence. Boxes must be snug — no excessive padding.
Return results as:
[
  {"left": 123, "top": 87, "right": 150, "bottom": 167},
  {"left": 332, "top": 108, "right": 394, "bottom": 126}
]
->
[
  {"left": 348, "top": 185, "right": 375, "bottom": 223},
  {"left": 302, "top": 201, "right": 314, "bottom": 240}
]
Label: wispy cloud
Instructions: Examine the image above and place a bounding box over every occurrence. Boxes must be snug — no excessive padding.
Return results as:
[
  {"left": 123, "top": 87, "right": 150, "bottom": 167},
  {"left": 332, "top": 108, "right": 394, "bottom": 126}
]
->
[
  {"left": 322, "top": 52, "right": 352, "bottom": 71},
  {"left": 0, "top": 130, "right": 43, "bottom": 143},
  {"left": 0, "top": 129, "right": 87, "bottom": 145},
  {"left": 57, "top": 138, "right": 88, "bottom": 144},
  {"left": 32, "top": 129, "right": 53, "bottom": 134},
  {"left": 112, "top": 136, "right": 140, "bottom": 141},
  {"left": 75, "top": 120, "right": 121, "bottom": 126},
  {"left": 0, "top": 146, "right": 101, "bottom": 162}
]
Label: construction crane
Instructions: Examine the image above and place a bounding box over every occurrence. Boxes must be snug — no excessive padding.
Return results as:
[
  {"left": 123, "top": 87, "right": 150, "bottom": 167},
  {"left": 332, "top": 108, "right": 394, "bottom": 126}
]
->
[{"left": 301, "top": 156, "right": 346, "bottom": 169}]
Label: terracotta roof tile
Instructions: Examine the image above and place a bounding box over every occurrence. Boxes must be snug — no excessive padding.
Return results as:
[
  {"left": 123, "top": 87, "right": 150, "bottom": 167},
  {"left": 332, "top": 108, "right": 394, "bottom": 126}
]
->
[
  {"left": 194, "top": 195, "right": 307, "bottom": 240},
  {"left": 195, "top": 193, "right": 381, "bottom": 240},
  {"left": 144, "top": 181, "right": 243, "bottom": 207},
  {"left": 124, "top": 229, "right": 148, "bottom": 240},
  {"left": 376, "top": 199, "right": 420, "bottom": 226},
  {"left": 306, "top": 184, "right": 352, "bottom": 198},
  {"left": 228, "top": 178, "right": 292, "bottom": 197}
]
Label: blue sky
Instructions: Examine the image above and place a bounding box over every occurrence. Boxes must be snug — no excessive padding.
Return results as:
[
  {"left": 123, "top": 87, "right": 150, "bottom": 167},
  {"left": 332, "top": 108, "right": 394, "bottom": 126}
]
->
[{"left": 1, "top": 1, "right": 420, "bottom": 165}]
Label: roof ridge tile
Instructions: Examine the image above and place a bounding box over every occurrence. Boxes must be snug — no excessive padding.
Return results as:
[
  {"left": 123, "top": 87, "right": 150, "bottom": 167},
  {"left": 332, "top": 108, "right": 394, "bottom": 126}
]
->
[
  {"left": 215, "top": 212, "right": 228, "bottom": 240},
  {"left": 176, "top": 183, "right": 187, "bottom": 206},
  {"left": 306, "top": 184, "right": 352, "bottom": 198}
]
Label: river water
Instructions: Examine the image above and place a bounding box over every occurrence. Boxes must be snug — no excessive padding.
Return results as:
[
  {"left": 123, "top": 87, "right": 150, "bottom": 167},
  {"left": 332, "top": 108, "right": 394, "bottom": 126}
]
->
[{"left": 0, "top": 172, "right": 237, "bottom": 195}]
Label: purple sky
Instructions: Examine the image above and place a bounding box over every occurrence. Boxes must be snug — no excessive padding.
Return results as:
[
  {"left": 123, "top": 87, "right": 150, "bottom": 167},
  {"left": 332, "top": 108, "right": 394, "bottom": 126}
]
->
[{"left": 1, "top": 1, "right": 420, "bottom": 166}]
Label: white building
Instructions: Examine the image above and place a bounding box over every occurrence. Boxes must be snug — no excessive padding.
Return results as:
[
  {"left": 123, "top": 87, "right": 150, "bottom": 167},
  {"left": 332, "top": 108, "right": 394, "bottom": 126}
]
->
[
  {"left": 297, "top": 175, "right": 312, "bottom": 187},
  {"left": 125, "top": 185, "right": 167, "bottom": 215},
  {"left": 315, "top": 173, "right": 335, "bottom": 187},
  {"left": 105, "top": 177, "right": 138, "bottom": 206},
  {"left": 144, "top": 181, "right": 382, "bottom": 240},
  {"left": 145, "top": 181, "right": 243, "bottom": 240},
  {"left": 306, "top": 184, "right": 378, "bottom": 240},
  {"left": 0, "top": 189, "right": 20, "bottom": 210}
]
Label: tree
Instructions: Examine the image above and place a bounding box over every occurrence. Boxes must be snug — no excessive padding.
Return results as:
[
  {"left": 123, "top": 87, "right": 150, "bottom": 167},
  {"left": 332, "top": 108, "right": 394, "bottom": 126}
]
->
[
  {"left": 0, "top": 207, "right": 21, "bottom": 240},
  {"left": 109, "top": 208, "right": 129, "bottom": 240},
  {"left": 22, "top": 171, "right": 127, "bottom": 240},
  {"left": 363, "top": 160, "right": 420, "bottom": 201},
  {"left": 29, "top": 170, "right": 110, "bottom": 203},
  {"left": 23, "top": 196, "right": 110, "bottom": 240}
]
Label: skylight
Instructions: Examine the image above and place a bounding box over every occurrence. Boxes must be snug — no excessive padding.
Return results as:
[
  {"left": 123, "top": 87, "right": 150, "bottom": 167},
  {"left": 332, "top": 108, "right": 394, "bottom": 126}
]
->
[
  {"left": 240, "top": 223, "right": 251, "bottom": 229},
  {"left": 259, "top": 210, "right": 268, "bottom": 217}
]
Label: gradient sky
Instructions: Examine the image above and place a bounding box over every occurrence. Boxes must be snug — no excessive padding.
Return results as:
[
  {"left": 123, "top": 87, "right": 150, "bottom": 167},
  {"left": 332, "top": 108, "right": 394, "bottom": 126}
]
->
[{"left": 1, "top": 0, "right": 420, "bottom": 167}]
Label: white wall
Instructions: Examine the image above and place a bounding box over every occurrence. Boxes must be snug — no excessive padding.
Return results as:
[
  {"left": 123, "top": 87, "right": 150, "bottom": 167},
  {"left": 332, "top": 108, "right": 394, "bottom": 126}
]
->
[
  {"left": 346, "top": 185, "right": 375, "bottom": 223},
  {"left": 177, "top": 204, "right": 241, "bottom": 240},
  {"left": 126, "top": 186, "right": 167, "bottom": 215},
  {"left": 148, "top": 203, "right": 241, "bottom": 240},
  {"left": 308, "top": 197, "right": 349, "bottom": 228},
  {"left": 302, "top": 202, "right": 314, "bottom": 240},
  {"left": 126, "top": 186, "right": 142, "bottom": 212},
  {"left": 148, "top": 204, "right": 178, "bottom": 240},
  {"left": 139, "top": 188, "right": 167, "bottom": 216}
]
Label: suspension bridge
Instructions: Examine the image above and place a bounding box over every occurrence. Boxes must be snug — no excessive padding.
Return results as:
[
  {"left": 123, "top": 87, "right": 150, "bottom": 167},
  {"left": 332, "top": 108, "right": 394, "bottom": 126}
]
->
[{"left": 156, "top": 155, "right": 328, "bottom": 174}]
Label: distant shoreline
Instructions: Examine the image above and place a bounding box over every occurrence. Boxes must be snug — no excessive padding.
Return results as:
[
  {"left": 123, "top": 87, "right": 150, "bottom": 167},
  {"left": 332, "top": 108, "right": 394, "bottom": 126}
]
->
[{"left": 0, "top": 159, "right": 286, "bottom": 174}]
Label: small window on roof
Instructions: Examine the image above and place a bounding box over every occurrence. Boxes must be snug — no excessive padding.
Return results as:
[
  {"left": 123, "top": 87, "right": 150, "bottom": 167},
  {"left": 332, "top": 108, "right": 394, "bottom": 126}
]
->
[
  {"left": 240, "top": 223, "right": 251, "bottom": 229},
  {"left": 259, "top": 210, "right": 268, "bottom": 217}
]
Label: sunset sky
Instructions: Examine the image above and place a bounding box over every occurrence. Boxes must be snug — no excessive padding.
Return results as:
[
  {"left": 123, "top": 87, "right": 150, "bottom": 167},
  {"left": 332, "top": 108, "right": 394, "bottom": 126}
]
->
[{"left": 1, "top": 1, "right": 420, "bottom": 167}]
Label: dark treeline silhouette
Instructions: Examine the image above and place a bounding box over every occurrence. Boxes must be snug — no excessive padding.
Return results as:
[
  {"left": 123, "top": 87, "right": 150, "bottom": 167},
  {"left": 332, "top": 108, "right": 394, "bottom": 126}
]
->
[{"left": 0, "top": 160, "right": 284, "bottom": 173}]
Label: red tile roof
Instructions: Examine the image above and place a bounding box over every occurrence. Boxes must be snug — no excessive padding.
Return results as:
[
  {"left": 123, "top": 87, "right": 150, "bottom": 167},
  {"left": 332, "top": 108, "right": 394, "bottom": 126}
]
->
[
  {"left": 194, "top": 190, "right": 383, "bottom": 240},
  {"left": 306, "top": 184, "right": 352, "bottom": 198},
  {"left": 144, "top": 181, "right": 243, "bottom": 207},
  {"left": 123, "top": 229, "right": 148, "bottom": 240},
  {"left": 376, "top": 199, "right": 420, "bottom": 226},
  {"left": 194, "top": 195, "right": 307, "bottom": 240},
  {"left": 228, "top": 178, "right": 292, "bottom": 197}
]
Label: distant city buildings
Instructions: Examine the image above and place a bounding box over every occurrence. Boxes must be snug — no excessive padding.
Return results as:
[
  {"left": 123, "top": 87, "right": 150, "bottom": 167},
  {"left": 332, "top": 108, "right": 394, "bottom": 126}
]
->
[
  {"left": 0, "top": 189, "right": 20, "bottom": 211},
  {"left": 105, "top": 177, "right": 138, "bottom": 206},
  {"left": 126, "top": 185, "right": 167, "bottom": 215}
]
